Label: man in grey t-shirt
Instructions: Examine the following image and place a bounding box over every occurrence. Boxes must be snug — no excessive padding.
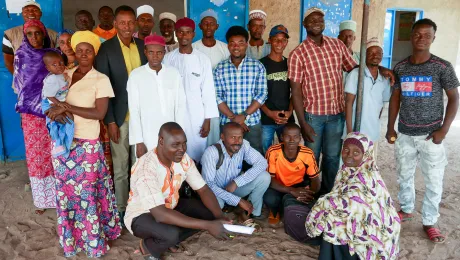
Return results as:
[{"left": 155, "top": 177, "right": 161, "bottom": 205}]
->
[{"left": 386, "top": 18, "right": 459, "bottom": 244}]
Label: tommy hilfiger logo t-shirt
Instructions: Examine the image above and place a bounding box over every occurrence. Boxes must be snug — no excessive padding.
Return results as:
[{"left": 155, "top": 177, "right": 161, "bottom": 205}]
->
[
  {"left": 400, "top": 76, "right": 433, "bottom": 97},
  {"left": 393, "top": 55, "right": 459, "bottom": 136}
]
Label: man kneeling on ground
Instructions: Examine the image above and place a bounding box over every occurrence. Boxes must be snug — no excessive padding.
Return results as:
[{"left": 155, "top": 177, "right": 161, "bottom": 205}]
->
[
  {"left": 201, "top": 122, "right": 271, "bottom": 231},
  {"left": 124, "top": 122, "right": 231, "bottom": 260},
  {"left": 264, "top": 123, "right": 320, "bottom": 226}
]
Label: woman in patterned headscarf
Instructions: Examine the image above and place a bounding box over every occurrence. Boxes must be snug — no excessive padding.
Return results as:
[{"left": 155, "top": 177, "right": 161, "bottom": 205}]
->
[
  {"left": 14, "top": 20, "right": 57, "bottom": 214},
  {"left": 305, "top": 132, "right": 401, "bottom": 260}
]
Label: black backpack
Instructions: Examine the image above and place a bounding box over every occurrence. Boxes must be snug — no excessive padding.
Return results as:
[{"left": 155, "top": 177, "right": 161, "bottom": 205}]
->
[{"left": 179, "top": 143, "right": 224, "bottom": 198}]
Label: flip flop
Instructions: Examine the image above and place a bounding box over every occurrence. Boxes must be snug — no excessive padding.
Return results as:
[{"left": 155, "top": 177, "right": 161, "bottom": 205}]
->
[
  {"left": 242, "top": 218, "right": 262, "bottom": 233},
  {"left": 268, "top": 211, "right": 280, "bottom": 226},
  {"left": 397, "top": 210, "right": 414, "bottom": 222},
  {"left": 139, "top": 239, "right": 150, "bottom": 257},
  {"left": 425, "top": 227, "right": 446, "bottom": 244},
  {"left": 168, "top": 244, "right": 194, "bottom": 256},
  {"left": 35, "top": 209, "right": 46, "bottom": 215}
]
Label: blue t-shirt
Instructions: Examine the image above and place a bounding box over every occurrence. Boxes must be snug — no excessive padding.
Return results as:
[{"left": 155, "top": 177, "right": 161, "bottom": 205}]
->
[
  {"left": 393, "top": 55, "right": 459, "bottom": 136},
  {"left": 344, "top": 66, "right": 391, "bottom": 142}
]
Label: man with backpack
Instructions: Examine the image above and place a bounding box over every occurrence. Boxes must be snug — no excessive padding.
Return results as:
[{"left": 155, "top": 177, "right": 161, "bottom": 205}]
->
[{"left": 201, "top": 122, "right": 271, "bottom": 230}]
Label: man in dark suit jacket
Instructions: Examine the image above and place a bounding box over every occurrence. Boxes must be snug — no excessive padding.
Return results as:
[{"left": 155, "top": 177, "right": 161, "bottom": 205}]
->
[{"left": 95, "top": 5, "right": 147, "bottom": 225}]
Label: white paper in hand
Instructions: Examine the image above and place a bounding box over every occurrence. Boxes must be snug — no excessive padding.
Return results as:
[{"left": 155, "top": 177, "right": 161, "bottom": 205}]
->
[{"left": 223, "top": 224, "right": 255, "bottom": 234}]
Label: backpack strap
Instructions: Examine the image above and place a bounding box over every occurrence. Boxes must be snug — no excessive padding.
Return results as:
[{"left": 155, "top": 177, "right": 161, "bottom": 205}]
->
[{"left": 213, "top": 143, "right": 224, "bottom": 170}]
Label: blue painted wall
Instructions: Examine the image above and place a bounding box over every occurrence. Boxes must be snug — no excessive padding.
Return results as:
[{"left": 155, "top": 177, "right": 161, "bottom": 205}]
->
[
  {"left": 187, "top": 0, "right": 249, "bottom": 43},
  {"left": 0, "top": 0, "right": 62, "bottom": 162},
  {"left": 301, "top": 0, "right": 352, "bottom": 40}
]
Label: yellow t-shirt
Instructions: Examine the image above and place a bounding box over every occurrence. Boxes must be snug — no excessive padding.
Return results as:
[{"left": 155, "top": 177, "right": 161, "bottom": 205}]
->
[
  {"left": 66, "top": 67, "right": 115, "bottom": 139},
  {"left": 117, "top": 35, "right": 142, "bottom": 121},
  {"left": 266, "top": 144, "right": 319, "bottom": 187}
]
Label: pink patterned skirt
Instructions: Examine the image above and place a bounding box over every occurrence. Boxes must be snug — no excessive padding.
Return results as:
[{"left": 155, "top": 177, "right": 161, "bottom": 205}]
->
[
  {"left": 21, "top": 113, "right": 56, "bottom": 209},
  {"left": 53, "top": 138, "right": 121, "bottom": 257}
]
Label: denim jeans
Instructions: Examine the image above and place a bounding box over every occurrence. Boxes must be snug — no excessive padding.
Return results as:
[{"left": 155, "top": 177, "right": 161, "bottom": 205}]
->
[
  {"left": 304, "top": 112, "right": 344, "bottom": 194},
  {"left": 215, "top": 171, "right": 271, "bottom": 216},
  {"left": 395, "top": 133, "right": 447, "bottom": 226},
  {"left": 261, "top": 124, "right": 285, "bottom": 155}
]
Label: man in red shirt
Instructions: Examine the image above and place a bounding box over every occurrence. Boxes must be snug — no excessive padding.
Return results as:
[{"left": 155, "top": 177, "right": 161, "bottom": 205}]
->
[{"left": 288, "top": 8, "right": 357, "bottom": 194}]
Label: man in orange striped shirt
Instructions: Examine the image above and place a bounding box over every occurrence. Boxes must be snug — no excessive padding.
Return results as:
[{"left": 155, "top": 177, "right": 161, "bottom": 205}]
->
[{"left": 263, "top": 123, "right": 320, "bottom": 225}]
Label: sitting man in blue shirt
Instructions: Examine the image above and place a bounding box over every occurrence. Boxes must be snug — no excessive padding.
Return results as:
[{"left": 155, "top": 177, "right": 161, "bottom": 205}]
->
[{"left": 201, "top": 122, "right": 271, "bottom": 230}]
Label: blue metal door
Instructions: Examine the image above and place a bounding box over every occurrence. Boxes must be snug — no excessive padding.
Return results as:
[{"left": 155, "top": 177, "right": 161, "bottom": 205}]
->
[
  {"left": 0, "top": 0, "right": 62, "bottom": 162},
  {"left": 187, "top": 0, "right": 249, "bottom": 43},
  {"left": 383, "top": 8, "right": 424, "bottom": 69},
  {"left": 382, "top": 10, "right": 395, "bottom": 69},
  {"left": 300, "top": 0, "right": 352, "bottom": 41}
]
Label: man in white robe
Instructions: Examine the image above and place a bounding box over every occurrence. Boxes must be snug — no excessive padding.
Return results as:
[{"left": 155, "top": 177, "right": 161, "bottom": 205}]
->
[
  {"left": 163, "top": 17, "right": 219, "bottom": 162},
  {"left": 128, "top": 34, "right": 186, "bottom": 158},
  {"left": 192, "top": 9, "right": 230, "bottom": 147}
]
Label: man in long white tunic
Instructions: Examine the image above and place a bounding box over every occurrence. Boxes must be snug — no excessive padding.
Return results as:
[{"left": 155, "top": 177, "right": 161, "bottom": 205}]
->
[
  {"left": 192, "top": 9, "right": 230, "bottom": 147},
  {"left": 163, "top": 17, "right": 219, "bottom": 162},
  {"left": 128, "top": 34, "right": 186, "bottom": 158}
]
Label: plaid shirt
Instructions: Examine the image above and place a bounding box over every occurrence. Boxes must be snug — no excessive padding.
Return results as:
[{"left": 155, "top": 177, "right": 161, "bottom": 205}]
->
[
  {"left": 288, "top": 36, "right": 357, "bottom": 115},
  {"left": 214, "top": 56, "right": 268, "bottom": 126}
]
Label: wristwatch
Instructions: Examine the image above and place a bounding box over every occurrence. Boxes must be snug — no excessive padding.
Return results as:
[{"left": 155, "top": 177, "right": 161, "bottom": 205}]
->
[{"left": 241, "top": 111, "right": 250, "bottom": 120}]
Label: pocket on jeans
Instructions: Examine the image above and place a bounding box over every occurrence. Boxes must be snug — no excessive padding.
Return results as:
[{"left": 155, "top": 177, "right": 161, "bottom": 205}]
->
[{"left": 421, "top": 140, "right": 447, "bottom": 170}]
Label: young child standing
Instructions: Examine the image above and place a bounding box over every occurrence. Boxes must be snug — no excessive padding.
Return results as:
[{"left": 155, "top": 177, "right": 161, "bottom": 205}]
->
[{"left": 41, "top": 51, "right": 74, "bottom": 158}]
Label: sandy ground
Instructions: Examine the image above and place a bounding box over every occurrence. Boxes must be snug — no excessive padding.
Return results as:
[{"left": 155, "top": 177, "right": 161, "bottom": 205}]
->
[{"left": 0, "top": 105, "right": 459, "bottom": 260}]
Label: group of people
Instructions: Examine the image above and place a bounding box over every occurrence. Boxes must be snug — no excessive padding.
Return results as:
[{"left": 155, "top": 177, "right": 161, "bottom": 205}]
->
[{"left": 3, "top": 0, "right": 458, "bottom": 259}]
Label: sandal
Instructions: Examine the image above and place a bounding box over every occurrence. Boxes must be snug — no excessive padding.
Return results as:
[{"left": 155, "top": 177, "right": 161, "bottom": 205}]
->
[
  {"left": 268, "top": 211, "right": 280, "bottom": 226},
  {"left": 168, "top": 244, "right": 194, "bottom": 256},
  {"left": 35, "top": 209, "right": 46, "bottom": 215},
  {"left": 397, "top": 210, "right": 413, "bottom": 222},
  {"left": 242, "top": 218, "right": 262, "bottom": 233},
  {"left": 25, "top": 182, "right": 31, "bottom": 192},
  {"left": 425, "top": 227, "right": 446, "bottom": 244},
  {"left": 139, "top": 239, "right": 150, "bottom": 257}
]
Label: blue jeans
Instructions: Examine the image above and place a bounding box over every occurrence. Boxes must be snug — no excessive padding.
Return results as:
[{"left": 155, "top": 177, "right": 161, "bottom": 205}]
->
[
  {"left": 304, "top": 112, "right": 344, "bottom": 194},
  {"left": 216, "top": 171, "right": 271, "bottom": 216},
  {"left": 262, "top": 124, "right": 285, "bottom": 155}
]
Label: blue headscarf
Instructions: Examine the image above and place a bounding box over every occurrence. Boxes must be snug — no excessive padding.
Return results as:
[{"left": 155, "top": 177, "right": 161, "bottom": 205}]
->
[{"left": 56, "top": 29, "right": 75, "bottom": 43}]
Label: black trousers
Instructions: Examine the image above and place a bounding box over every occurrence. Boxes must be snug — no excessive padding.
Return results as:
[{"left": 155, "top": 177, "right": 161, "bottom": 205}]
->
[
  {"left": 319, "top": 239, "right": 359, "bottom": 260},
  {"left": 131, "top": 198, "right": 215, "bottom": 258},
  {"left": 263, "top": 180, "right": 310, "bottom": 217}
]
